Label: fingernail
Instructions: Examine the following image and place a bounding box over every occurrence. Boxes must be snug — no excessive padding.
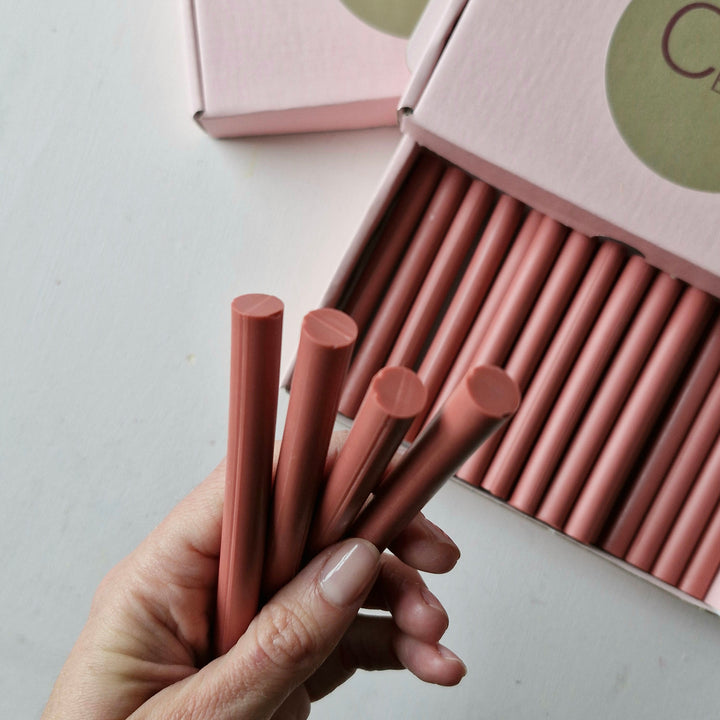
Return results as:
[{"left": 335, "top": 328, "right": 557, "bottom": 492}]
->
[
  {"left": 319, "top": 540, "right": 380, "bottom": 607},
  {"left": 421, "top": 586, "right": 444, "bottom": 613},
  {"left": 438, "top": 644, "right": 467, "bottom": 676}
]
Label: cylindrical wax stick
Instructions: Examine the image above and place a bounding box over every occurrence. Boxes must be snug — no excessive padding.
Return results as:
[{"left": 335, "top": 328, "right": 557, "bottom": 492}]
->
[
  {"left": 601, "top": 312, "right": 720, "bottom": 557},
  {"left": 406, "top": 197, "right": 529, "bottom": 441},
  {"left": 349, "top": 366, "right": 521, "bottom": 551},
  {"left": 216, "top": 294, "right": 283, "bottom": 655},
  {"left": 461, "top": 231, "right": 595, "bottom": 486},
  {"left": 679, "top": 499, "right": 720, "bottom": 600},
  {"left": 536, "top": 272, "right": 682, "bottom": 529},
  {"left": 343, "top": 152, "right": 445, "bottom": 335},
  {"left": 454, "top": 217, "right": 566, "bottom": 481},
  {"left": 339, "top": 166, "right": 470, "bottom": 417},
  {"left": 386, "top": 179, "right": 495, "bottom": 370},
  {"left": 307, "top": 366, "right": 427, "bottom": 556},
  {"left": 263, "top": 309, "right": 357, "bottom": 597},
  {"left": 564, "top": 288, "right": 715, "bottom": 544},
  {"left": 626, "top": 369, "right": 720, "bottom": 571},
  {"left": 652, "top": 433, "right": 720, "bottom": 586},
  {"left": 509, "top": 252, "right": 650, "bottom": 511}
]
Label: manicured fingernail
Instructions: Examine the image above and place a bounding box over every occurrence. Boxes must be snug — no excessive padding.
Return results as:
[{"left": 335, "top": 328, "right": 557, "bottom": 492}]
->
[
  {"left": 438, "top": 644, "right": 467, "bottom": 675},
  {"left": 421, "top": 586, "right": 444, "bottom": 612},
  {"left": 319, "top": 540, "right": 380, "bottom": 607}
]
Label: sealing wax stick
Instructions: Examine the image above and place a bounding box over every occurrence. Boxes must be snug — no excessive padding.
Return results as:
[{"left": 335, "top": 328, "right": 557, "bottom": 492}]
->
[
  {"left": 536, "top": 272, "right": 682, "bottom": 529},
  {"left": 565, "top": 288, "right": 715, "bottom": 544},
  {"left": 349, "top": 366, "right": 520, "bottom": 552},
  {"left": 414, "top": 209, "right": 541, "bottom": 438},
  {"left": 405, "top": 197, "right": 528, "bottom": 441},
  {"left": 343, "top": 152, "right": 445, "bottom": 335},
  {"left": 508, "top": 251, "right": 649, "bottom": 512},
  {"left": 263, "top": 308, "right": 357, "bottom": 597},
  {"left": 216, "top": 294, "right": 283, "bottom": 655},
  {"left": 307, "top": 366, "right": 426, "bottom": 556},
  {"left": 460, "top": 230, "right": 595, "bottom": 486},
  {"left": 386, "top": 179, "right": 495, "bottom": 370},
  {"left": 601, "top": 313, "right": 720, "bottom": 558},
  {"left": 679, "top": 498, "right": 720, "bottom": 600},
  {"left": 339, "top": 166, "right": 470, "bottom": 417},
  {"left": 652, "top": 433, "right": 720, "bottom": 586},
  {"left": 626, "top": 369, "right": 720, "bottom": 571}
]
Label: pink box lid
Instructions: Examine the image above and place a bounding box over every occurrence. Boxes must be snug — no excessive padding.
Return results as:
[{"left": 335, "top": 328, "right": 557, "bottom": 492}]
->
[
  {"left": 401, "top": 0, "right": 720, "bottom": 298},
  {"left": 183, "top": 0, "right": 413, "bottom": 137}
]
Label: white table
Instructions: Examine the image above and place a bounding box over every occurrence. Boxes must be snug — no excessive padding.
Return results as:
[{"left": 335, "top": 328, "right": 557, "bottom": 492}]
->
[{"left": 3, "top": 3, "right": 720, "bottom": 718}]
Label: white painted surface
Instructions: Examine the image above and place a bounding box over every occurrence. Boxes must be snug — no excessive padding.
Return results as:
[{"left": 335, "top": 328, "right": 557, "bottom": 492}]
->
[{"left": 2, "top": 2, "right": 720, "bottom": 718}]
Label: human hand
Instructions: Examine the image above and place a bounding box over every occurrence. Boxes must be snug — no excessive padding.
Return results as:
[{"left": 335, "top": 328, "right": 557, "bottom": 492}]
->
[{"left": 42, "top": 447, "right": 465, "bottom": 720}]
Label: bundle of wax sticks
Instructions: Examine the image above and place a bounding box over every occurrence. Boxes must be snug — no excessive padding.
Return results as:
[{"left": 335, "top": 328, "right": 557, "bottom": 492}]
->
[
  {"left": 214, "top": 294, "right": 520, "bottom": 655},
  {"left": 334, "top": 149, "right": 720, "bottom": 607}
]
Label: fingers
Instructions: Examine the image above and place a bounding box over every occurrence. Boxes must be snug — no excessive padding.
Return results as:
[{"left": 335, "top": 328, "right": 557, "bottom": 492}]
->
[
  {"left": 388, "top": 512, "right": 461, "bottom": 573},
  {"left": 363, "top": 554, "right": 448, "bottom": 643},
  {"left": 304, "top": 615, "right": 467, "bottom": 702},
  {"left": 151, "top": 539, "right": 381, "bottom": 720}
]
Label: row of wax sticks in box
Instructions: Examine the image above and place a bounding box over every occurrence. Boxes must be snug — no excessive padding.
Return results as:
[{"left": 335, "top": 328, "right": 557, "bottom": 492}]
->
[
  {"left": 334, "top": 150, "right": 720, "bottom": 608},
  {"left": 214, "top": 294, "right": 520, "bottom": 655}
]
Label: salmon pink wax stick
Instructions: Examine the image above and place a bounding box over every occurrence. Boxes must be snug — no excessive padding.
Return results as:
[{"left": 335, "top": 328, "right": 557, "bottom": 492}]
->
[
  {"left": 508, "top": 252, "right": 650, "bottom": 512},
  {"left": 349, "top": 366, "right": 520, "bottom": 551},
  {"left": 460, "top": 231, "right": 595, "bottom": 486},
  {"left": 536, "top": 272, "right": 682, "bottom": 529},
  {"left": 343, "top": 152, "right": 445, "bottom": 335},
  {"left": 679, "top": 499, "right": 720, "bottom": 600},
  {"left": 307, "top": 366, "right": 426, "bottom": 555},
  {"left": 263, "top": 309, "right": 357, "bottom": 597},
  {"left": 339, "top": 166, "right": 470, "bottom": 417},
  {"left": 385, "top": 179, "right": 495, "bottom": 370},
  {"left": 564, "top": 288, "right": 715, "bottom": 545},
  {"left": 626, "top": 369, "right": 720, "bottom": 571},
  {"left": 405, "top": 197, "right": 528, "bottom": 440},
  {"left": 410, "top": 209, "right": 539, "bottom": 439},
  {"left": 652, "top": 433, "right": 720, "bottom": 587},
  {"left": 601, "top": 313, "right": 720, "bottom": 558},
  {"left": 216, "top": 294, "right": 283, "bottom": 656}
]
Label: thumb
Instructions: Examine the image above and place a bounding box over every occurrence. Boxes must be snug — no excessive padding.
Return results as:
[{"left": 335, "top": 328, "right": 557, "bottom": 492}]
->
[{"left": 156, "top": 539, "right": 381, "bottom": 720}]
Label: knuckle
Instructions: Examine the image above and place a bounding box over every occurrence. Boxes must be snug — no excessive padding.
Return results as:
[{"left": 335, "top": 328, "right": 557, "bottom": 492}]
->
[{"left": 251, "top": 601, "right": 322, "bottom": 672}]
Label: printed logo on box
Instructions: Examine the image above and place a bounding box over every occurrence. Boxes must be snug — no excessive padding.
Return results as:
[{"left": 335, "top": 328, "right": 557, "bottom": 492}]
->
[
  {"left": 339, "top": 0, "right": 429, "bottom": 38},
  {"left": 607, "top": 0, "right": 720, "bottom": 192}
]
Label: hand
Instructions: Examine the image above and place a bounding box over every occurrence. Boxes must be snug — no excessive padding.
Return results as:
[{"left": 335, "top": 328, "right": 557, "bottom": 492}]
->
[{"left": 42, "top": 450, "right": 465, "bottom": 720}]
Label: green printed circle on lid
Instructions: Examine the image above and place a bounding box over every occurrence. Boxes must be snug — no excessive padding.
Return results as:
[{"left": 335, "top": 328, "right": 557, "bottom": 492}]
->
[
  {"left": 606, "top": 0, "right": 720, "bottom": 192},
  {"left": 339, "top": 0, "right": 429, "bottom": 38}
]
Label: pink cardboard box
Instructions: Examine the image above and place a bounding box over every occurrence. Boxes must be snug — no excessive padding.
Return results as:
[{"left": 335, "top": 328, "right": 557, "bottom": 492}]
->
[
  {"left": 316, "top": 0, "right": 720, "bottom": 614},
  {"left": 183, "top": 0, "right": 414, "bottom": 137}
]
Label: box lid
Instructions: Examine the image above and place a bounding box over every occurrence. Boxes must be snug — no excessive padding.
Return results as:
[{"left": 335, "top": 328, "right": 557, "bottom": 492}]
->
[
  {"left": 402, "top": 0, "right": 720, "bottom": 297},
  {"left": 184, "top": 0, "right": 415, "bottom": 137}
]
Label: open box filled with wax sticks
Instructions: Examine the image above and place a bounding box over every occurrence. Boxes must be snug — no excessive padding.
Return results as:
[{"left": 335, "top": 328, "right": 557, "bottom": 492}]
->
[{"left": 318, "top": 140, "right": 720, "bottom": 610}]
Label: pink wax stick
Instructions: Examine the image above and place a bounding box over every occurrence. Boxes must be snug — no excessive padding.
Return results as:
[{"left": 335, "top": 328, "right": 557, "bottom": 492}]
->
[
  {"left": 417, "top": 210, "right": 545, "bottom": 438},
  {"left": 349, "top": 366, "right": 520, "bottom": 552},
  {"left": 564, "top": 288, "right": 715, "bottom": 545},
  {"left": 339, "top": 166, "right": 471, "bottom": 418},
  {"left": 652, "top": 433, "right": 720, "bottom": 587},
  {"left": 508, "top": 252, "right": 650, "bottom": 512},
  {"left": 216, "top": 294, "right": 283, "bottom": 655},
  {"left": 405, "top": 197, "right": 529, "bottom": 441},
  {"left": 460, "top": 231, "right": 595, "bottom": 486},
  {"left": 343, "top": 152, "right": 445, "bottom": 335},
  {"left": 626, "top": 368, "right": 720, "bottom": 571},
  {"left": 536, "top": 272, "right": 682, "bottom": 529},
  {"left": 307, "top": 366, "right": 426, "bottom": 556},
  {"left": 385, "top": 179, "right": 495, "bottom": 370},
  {"left": 263, "top": 308, "right": 357, "bottom": 597},
  {"left": 453, "top": 217, "right": 567, "bottom": 482},
  {"left": 601, "top": 313, "right": 720, "bottom": 557},
  {"left": 679, "top": 498, "right": 720, "bottom": 600}
]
